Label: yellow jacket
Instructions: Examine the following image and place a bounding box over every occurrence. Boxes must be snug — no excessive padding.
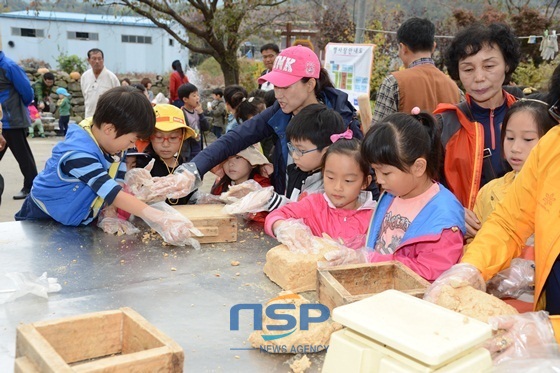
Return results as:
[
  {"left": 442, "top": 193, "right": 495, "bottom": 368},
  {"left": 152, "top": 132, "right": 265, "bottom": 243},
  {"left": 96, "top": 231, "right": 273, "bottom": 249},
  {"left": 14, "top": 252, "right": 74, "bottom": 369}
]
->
[
  {"left": 473, "top": 171, "right": 516, "bottom": 225},
  {"left": 462, "top": 126, "right": 560, "bottom": 341}
]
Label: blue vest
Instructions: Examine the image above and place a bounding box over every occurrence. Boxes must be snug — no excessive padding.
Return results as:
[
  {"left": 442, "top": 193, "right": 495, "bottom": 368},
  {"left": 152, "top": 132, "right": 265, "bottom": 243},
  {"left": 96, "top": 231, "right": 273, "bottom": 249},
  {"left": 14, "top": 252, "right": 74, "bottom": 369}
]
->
[
  {"left": 366, "top": 184, "right": 466, "bottom": 248},
  {"left": 30, "top": 123, "right": 121, "bottom": 226}
]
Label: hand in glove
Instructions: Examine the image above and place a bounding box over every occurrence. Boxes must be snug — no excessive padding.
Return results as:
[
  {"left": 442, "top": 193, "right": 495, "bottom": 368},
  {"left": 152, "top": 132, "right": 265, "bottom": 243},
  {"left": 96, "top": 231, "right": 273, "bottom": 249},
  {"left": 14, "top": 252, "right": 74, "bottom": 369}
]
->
[
  {"left": 322, "top": 246, "right": 369, "bottom": 267},
  {"left": 273, "top": 218, "right": 323, "bottom": 254},
  {"left": 173, "top": 162, "right": 202, "bottom": 192},
  {"left": 222, "top": 187, "right": 274, "bottom": 215},
  {"left": 97, "top": 206, "right": 139, "bottom": 236},
  {"left": 487, "top": 258, "right": 535, "bottom": 299},
  {"left": 485, "top": 311, "right": 559, "bottom": 365},
  {"left": 219, "top": 179, "right": 263, "bottom": 203},
  {"left": 423, "top": 263, "right": 486, "bottom": 303},
  {"left": 141, "top": 202, "right": 203, "bottom": 249}
]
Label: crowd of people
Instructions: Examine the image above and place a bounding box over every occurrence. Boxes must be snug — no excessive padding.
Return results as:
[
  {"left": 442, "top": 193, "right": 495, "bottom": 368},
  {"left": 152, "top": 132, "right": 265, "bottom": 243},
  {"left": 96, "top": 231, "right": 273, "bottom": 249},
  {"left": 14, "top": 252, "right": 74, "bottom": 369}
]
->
[{"left": 3, "top": 15, "right": 560, "bottom": 364}]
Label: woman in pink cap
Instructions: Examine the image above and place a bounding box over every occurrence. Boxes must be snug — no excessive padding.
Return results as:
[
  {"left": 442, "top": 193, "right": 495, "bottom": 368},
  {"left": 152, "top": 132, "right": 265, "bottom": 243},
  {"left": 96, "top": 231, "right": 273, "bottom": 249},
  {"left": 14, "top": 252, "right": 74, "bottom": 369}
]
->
[{"left": 186, "top": 45, "right": 367, "bottom": 198}]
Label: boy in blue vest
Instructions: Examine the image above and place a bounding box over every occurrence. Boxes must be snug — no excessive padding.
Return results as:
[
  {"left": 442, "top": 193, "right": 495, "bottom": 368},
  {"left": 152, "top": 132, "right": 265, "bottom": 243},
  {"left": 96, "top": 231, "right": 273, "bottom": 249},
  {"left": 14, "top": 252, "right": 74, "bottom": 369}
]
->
[{"left": 15, "top": 86, "right": 200, "bottom": 246}]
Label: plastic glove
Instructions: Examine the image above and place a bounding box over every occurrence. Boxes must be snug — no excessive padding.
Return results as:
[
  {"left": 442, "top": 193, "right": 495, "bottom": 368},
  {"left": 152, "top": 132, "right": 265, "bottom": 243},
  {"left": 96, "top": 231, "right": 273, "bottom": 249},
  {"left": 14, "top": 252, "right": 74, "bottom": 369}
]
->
[
  {"left": 0, "top": 272, "right": 61, "bottom": 303},
  {"left": 141, "top": 202, "right": 203, "bottom": 249},
  {"left": 97, "top": 206, "right": 140, "bottom": 236},
  {"left": 322, "top": 246, "right": 369, "bottom": 267},
  {"left": 222, "top": 187, "right": 274, "bottom": 215},
  {"left": 487, "top": 258, "right": 535, "bottom": 299},
  {"left": 272, "top": 218, "right": 323, "bottom": 254},
  {"left": 485, "top": 311, "right": 560, "bottom": 365},
  {"left": 173, "top": 162, "right": 202, "bottom": 191},
  {"left": 194, "top": 192, "right": 223, "bottom": 205},
  {"left": 423, "top": 263, "right": 486, "bottom": 303},
  {"left": 219, "top": 179, "right": 263, "bottom": 203}
]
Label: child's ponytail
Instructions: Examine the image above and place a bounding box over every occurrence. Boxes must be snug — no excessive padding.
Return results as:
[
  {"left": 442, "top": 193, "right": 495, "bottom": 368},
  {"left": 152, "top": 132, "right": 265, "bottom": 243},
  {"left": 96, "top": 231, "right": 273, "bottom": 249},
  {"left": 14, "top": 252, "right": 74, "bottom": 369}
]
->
[{"left": 411, "top": 108, "right": 442, "bottom": 180}]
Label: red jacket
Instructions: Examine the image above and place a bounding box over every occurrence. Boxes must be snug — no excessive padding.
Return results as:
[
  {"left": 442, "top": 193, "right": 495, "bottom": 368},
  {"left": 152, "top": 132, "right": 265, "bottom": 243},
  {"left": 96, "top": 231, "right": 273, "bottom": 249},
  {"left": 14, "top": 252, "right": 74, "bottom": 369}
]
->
[
  {"left": 169, "top": 71, "right": 189, "bottom": 102},
  {"left": 433, "top": 92, "right": 516, "bottom": 210}
]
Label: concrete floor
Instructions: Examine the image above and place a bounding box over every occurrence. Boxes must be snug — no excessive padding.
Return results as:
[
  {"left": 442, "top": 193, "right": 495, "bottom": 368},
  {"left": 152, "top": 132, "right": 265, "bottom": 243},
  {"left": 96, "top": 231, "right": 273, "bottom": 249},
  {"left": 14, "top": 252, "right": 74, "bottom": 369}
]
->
[{"left": 0, "top": 135, "right": 217, "bottom": 222}]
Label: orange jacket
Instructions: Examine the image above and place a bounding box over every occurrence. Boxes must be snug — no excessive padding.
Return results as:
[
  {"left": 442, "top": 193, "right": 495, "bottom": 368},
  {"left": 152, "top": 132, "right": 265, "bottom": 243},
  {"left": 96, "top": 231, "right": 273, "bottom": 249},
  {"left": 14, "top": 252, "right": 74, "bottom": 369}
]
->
[{"left": 434, "top": 92, "right": 517, "bottom": 210}]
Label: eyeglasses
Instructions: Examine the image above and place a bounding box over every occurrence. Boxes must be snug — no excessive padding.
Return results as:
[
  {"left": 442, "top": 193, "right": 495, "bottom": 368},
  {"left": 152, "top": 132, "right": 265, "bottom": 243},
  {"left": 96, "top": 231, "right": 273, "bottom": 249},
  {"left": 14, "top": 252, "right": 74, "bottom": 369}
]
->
[
  {"left": 287, "top": 142, "right": 318, "bottom": 157},
  {"left": 549, "top": 99, "right": 560, "bottom": 123},
  {"left": 151, "top": 135, "right": 182, "bottom": 144}
]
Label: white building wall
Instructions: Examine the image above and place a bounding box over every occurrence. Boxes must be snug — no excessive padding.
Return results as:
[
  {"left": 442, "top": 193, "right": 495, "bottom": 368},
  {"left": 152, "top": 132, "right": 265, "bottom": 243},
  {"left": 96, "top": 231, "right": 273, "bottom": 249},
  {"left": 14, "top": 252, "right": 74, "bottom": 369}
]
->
[{"left": 0, "top": 12, "right": 188, "bottom": 74}]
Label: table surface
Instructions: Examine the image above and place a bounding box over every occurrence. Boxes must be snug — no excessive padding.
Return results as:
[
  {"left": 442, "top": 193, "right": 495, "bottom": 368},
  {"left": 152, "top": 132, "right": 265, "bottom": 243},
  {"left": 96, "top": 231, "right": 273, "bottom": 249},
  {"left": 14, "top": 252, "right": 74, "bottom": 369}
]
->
[{"left": 0, "top": 219, "right": 326, "bottom": 372}]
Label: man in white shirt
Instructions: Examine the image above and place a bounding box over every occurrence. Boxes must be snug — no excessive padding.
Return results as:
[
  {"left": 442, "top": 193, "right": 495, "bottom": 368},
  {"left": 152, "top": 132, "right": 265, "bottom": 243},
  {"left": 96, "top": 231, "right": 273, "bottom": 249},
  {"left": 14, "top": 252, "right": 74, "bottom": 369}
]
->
[
  {"left": 257, "top": 43, "right": 279, "bottom": 92},
  {"left": 80, "top": 48, "right": 120, "bottom": 118}
]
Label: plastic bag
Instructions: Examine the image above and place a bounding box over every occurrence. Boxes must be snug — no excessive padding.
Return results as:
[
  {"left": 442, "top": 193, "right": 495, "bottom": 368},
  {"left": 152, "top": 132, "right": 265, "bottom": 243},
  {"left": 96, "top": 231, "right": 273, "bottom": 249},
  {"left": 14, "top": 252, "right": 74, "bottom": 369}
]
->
[
  {"left": 222, "top": 187, "right": 274, "bottom": 215},
  {"left": 487, "top": 258, "right": 535, "bottom": 299},
  {"left": 0, "top": 272, "right": 61, "bottom": 303},
  {"left": 485, "top": 311, "right": 560, "bottom": 366},
  {"left": 142, "top": 201, "right": 203, "bottom": 249}
]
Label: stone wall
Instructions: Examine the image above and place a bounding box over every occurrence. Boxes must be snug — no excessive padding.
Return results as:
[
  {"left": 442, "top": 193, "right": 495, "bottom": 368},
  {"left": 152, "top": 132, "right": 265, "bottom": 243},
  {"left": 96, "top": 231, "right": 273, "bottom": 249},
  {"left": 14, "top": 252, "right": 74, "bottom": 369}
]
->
[{"left": 25, "top": 69, "right": 169, "bottom": 123}]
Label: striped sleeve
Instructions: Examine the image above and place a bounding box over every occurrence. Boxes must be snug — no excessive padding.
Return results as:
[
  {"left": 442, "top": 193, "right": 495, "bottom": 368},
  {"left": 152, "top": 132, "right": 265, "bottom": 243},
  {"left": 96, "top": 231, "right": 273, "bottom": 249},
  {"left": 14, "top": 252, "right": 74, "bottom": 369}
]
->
[
  {"left": 60, "top": 152, "right": 123, "bottom": 205},
  {"left": 115, "top": 161, "right": 127, "bottom": 183},
  {"left": 371, "top": 75, "right": 399, "bottom": 125}
]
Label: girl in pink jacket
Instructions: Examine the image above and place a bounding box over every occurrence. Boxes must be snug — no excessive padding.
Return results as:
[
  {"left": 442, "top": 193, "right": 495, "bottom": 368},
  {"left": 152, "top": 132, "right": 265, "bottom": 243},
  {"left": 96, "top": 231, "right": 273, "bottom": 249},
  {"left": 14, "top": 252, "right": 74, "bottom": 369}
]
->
[{"left": 265, "top": 131, "right": 376, "bottom": 249}]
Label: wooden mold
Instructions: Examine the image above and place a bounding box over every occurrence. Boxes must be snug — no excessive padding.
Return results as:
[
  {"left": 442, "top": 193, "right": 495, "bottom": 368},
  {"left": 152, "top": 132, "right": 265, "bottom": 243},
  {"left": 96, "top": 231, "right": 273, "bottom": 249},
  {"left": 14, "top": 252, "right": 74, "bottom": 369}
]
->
[
  {"left": 15, "top": 307, "right": 184, "bottom": 373},
  {"left": 317, "top": 261, "right": 430, "bottom": 311},
  {"left": 173, "top": 204, "right": 237, "bottom": 243}
]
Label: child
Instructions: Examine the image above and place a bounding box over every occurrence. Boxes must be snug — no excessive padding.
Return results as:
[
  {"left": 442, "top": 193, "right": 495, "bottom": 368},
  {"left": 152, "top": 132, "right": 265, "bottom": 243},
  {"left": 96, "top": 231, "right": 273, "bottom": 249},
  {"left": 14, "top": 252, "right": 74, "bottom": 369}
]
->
[
  {"left": 467, "top": 99, "right": 557, "bottom": 241},
  {"left": 210, "top": 146, "right": 271, "bottom": 223},
  {"left": 28, "top": 103, "right": 45, "bottom": 138},
  {"left": 15, "top": 87, "right": 199, "bottom": 245},
  {"left": 326, "top": 110, "right": 466, "bottom": 281},
  {"left": 264, "top": 104, "right": 346, "bottom": 211},
  {"left": 178, "top": 83, "right": 210, "bottom": 160},
  {"left": 207, "top": 88, "right": 227, "bottom": 139},
  {"left": 265, "top": 135, "right": 376, "bottom": 249},
  {"left": 135, "top": 104, "right": 197, "bottom": 205},
  {"left": 56, "top": 87, "right": 71, "bottom": 136}
]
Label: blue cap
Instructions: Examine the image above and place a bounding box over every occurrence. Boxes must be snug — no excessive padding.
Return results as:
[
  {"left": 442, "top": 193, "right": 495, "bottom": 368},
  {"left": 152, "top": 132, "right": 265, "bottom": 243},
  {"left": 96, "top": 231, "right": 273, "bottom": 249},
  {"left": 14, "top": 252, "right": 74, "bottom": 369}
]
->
[{"left": 56, "top": 87, "right": 70, "bottom": 97}]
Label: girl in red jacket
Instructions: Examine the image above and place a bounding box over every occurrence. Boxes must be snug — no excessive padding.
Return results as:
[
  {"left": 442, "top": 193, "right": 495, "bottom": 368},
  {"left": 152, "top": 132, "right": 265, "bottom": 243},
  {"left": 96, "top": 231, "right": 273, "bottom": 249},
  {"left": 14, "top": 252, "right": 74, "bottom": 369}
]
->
[{"left": 265, "top": 132, "right": 376, "bottom": 249}]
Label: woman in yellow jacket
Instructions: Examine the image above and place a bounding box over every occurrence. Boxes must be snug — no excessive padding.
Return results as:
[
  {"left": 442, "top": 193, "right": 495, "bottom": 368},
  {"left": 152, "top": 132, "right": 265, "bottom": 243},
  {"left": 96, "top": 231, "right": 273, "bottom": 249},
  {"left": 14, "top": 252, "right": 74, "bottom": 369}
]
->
[{"left": 426, "top": 120, "right": 560, "bottom": 347}]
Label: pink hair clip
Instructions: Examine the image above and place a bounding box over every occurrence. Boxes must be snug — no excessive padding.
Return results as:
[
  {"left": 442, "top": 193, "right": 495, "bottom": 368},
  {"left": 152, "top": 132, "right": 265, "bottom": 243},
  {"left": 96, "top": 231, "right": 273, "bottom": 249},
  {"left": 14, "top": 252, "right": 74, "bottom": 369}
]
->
[
  {"left": 330, "top": 128, "right": 353, "bottom": 143},
  {"left": 411, "top": 107, "right": 421, "bottom": 115}
]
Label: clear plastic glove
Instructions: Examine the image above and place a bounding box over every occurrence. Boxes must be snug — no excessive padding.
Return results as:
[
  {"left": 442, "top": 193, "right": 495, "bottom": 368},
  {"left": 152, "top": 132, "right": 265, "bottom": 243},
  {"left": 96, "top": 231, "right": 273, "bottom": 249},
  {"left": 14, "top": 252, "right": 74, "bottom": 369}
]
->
[
  {"left": 222, "top": 187, "right": 274, "bottom": 215},
  {"left": 141, "top": 202, "right": 203, "bottom": 249},
  {"left": 485, "top": 311, "right": 560, "bottom": 365},
  {"left": 194, "top": 192, "right": 223, "bottom": 205},
  {"left": 219, "top": 179, "right": 263, "bottom": 203},
  {"left": 423, "top": 263, "right": 486, "bottom": 303},
  {"left": 487, "top": 258, "right": 535, "bottom": 299},
  {"left": 273, "top": 218, "right": 323, "bottom": 254},
  {"left": 97, "top": 206, "right": 140, "bottom": 236},
  {"left": 173, "top": 162, "right": 202, "bottom": 191},
  {"left": 321, "top": 246, "right": 369, "bottom": 267},
  {"left": 0, "top": 272, "right": 61, "bottom": 303}
]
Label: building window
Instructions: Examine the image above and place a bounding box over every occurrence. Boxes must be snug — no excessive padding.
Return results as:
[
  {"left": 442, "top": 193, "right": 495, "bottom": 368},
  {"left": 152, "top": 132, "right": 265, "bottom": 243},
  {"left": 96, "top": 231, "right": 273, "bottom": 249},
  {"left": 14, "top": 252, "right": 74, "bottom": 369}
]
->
[
  {"left": 122, "top": 35, "right": 152, "bottom": 44},
  {"left": 12, "top": 27, "right": 44, "bottom": 38},
  {"left": 169, "top": 38, "right": 174, "bottom": 46},
  {"left": 67, "top": 31, "right": 99, "bottom": 41}
]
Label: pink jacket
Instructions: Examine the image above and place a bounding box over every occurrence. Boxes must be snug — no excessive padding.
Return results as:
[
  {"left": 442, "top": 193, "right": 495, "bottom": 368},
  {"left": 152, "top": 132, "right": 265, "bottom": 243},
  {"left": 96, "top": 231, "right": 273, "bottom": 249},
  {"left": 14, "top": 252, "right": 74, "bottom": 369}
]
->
[
  {"left": 367, "top": 229, "right": 464, "bottom": 281},
  {"left": 265, "top": 192, "right": 376, "bottom": 249}
]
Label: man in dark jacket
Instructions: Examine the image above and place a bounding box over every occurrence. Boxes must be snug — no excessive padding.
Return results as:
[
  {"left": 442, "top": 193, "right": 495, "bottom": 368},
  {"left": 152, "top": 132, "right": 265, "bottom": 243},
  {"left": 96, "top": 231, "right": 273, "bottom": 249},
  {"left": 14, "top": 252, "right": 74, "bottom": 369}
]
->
[{"left": 0, "top": 50, "right": 38, "bottom": 200}]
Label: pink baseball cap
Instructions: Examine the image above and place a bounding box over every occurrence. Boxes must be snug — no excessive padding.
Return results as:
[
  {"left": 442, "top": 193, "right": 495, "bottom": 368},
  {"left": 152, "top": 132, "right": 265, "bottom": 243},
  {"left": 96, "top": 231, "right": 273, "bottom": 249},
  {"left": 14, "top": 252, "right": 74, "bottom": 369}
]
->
[{"left": 258, "top": 45, "right": 320, "bottom": 88}]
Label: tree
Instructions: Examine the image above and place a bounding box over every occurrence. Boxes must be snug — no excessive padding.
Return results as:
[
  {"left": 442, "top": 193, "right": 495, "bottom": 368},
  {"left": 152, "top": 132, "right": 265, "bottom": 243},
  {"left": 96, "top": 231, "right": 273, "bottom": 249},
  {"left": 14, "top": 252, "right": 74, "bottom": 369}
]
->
[
  {"left": 96, "top": 0, "right": 289, "bottom": 85},
  {"left": 313, "top": 0, "right": 355, "bottom": 52}
]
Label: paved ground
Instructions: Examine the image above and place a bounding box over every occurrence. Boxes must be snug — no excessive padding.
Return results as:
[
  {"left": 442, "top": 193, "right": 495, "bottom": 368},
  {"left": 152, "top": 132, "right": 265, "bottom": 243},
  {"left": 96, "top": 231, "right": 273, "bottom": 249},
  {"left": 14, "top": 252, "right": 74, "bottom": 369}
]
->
[{"left": 0, "top": 135, "right": 217, "bottom": 223}]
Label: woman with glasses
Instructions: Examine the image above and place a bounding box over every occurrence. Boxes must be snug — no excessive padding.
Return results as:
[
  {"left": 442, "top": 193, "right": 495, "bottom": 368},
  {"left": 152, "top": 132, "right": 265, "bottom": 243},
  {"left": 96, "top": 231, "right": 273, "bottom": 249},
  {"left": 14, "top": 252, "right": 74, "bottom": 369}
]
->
[
  {"left": 134, "top": 104, "right": 196, "bottom": 205},
  {"left": 433, "top": 23, "right": 521, "bottom": 217}
]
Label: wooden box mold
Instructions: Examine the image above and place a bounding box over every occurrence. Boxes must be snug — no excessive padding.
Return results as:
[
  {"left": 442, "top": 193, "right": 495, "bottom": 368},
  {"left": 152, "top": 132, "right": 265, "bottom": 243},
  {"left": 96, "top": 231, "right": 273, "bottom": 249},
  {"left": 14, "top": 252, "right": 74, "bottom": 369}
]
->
[
  {"left": 15, "top": 307, "right": 184, "bottom": 372},
  {"left": 173, "top": 204, "right": 237, "bottom": 243},
  {"left": 317, "top": 261, "right": 431, "bottom": 311}
]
